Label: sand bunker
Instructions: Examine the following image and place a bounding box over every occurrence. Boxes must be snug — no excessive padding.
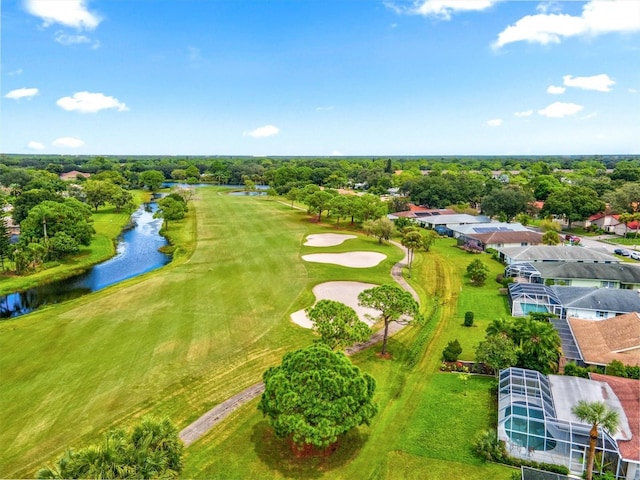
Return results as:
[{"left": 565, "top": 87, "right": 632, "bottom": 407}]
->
[
  {"left": 290, "top": 281, "right": 382, "bottom": 329},
  {"left": 304, "top": 233, "right": 357, "bottom": 247},
  {"left": 302, "top": 252, "right": 386, "bottom": 268}
]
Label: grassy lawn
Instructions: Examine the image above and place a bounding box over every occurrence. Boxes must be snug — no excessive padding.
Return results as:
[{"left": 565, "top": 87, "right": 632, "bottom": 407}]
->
[
  {"left": 0, "top": 191, "right": 149, "bottom": 296},
  {"left": 182, "top": 233, "right": 512, "bottom": 479},
  {"left": 0, "top": 191, "right": 512, "bottom": 479}
]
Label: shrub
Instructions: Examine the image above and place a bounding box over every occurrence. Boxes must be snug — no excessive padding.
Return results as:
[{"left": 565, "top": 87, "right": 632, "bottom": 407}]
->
[
  {"left": 442, "top": 339, "right": 462, "bottom": 362},
  {"left": 473, "top": 429, "right": 506, "bottom": 462},
  {"left": 464, "top": 311, "right": 474, "bottom": 327},
  {"left": 606, "top": 360, "right": 640, "bottom": 379}
]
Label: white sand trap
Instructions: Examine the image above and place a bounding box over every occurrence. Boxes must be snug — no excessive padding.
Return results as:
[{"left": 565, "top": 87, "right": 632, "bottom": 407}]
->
[
  {"left": 291, "top": 281, "right": 382, "bottom": 329},
  {"left": 304, "top": 233, "right": 357, "bottom": 247},
  {"left": 302, "top": 252, "right": 386, "bottom": 268}
]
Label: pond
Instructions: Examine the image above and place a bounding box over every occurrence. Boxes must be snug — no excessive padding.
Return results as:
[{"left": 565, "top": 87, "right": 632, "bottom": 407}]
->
[{"left": 0, "top": 203, "right": 170, "bottom": 319}]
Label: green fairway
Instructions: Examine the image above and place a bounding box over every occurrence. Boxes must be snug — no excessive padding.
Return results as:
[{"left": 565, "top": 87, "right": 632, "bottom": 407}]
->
[
  {"left": 0, "top": 191, "right": 512, "bottom": 478},
  {"left": 181, "top": 234, "right": 512, "bottom": 480},
  {"left": 0, "top": 189, "right": 405, "bottom": 477}
]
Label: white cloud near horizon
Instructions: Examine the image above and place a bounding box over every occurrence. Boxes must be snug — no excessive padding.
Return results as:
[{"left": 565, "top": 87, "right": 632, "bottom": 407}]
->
[
  {"left": 514, "top": 110, "right": 533, "bottom": 117},
  {"left": 4, "top": 87, "right": 39, "bottom": 99},
  {"left": 387, "top": 0, "right": 498, "bottom": 19},
  {"left": 487, "top": 118, "right": 503, "bottom": 127},
  {"left": 547, "top": 85, "right": 566, "bottom": 94},
  {"left": 243, "top": 125, "right": 280, "bottom": 138},
  {"left": 493, "top": 0, "right": 640, "bottom": 49},
  {"left": 54, "top": 31, "right": 99, "bottom": 48},
  {"left": 57, "top": 92, "right": 128, "bottom": 113},
  {"left": 28, "top": 141, "right": 45, "bottom": 150},
  {"left": 25, "top": 0, "right": 101, "bottom": 30},
  {"left": 538, "top": 101, "right": 583, "bottom": 118},
  {"left": 563, "top": 74, "right": 615, "bottom": 92},
  {"left": 53, "top": 137, "right": 85, "bottom": 148}
]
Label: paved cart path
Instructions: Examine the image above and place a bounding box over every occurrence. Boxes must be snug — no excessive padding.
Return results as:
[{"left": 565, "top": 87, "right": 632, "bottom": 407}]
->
[{"left": 179, "top": 238, "right": 418, "bottom": 446}]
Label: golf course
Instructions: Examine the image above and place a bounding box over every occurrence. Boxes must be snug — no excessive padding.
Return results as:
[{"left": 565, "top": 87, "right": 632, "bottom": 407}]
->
[{"left": 0, "top": 187, "right": 512, "bottom": 479}]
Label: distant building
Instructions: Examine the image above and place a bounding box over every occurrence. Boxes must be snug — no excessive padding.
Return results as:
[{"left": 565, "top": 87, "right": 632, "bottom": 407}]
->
[
  {"left": 498, "top": 245, "right": 620, "bottom": 265},
  {"left": 60, "top": 170, "right": 91, "bottom": 181}
]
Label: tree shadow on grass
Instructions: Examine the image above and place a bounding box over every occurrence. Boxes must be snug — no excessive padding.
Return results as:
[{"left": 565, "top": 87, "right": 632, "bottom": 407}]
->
[{"left": 251, "top": 421, "right": 368, "bottom": 478}]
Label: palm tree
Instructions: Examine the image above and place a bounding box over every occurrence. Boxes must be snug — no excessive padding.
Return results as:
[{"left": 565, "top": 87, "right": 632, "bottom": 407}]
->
[
  {"left": 571, "top": 401, "right": 619, "bottom": 480},
  {"left": 401, "top": 229, "right": 423, "bottom": 278},
  {"left": 517, "top": 318, "right": 562, "bottom": 373},
  {"left": 486, "top": 317, "right": 514, "bottom": 339}
]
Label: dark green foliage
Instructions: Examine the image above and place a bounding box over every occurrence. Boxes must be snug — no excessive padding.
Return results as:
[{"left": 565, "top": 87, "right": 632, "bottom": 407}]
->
[
  {"left": 154, "top": 197, "right": 187, "bottom": 228},
  {"left": 466, "top": 258, "right": 489, "bottom": 286},
  {"left": 481, "top": 186, "right": 534, "bottom": 221},
  {"left": 37, "top": 417, "right": 183, "bottom": 479},
  {"left": 464, "top": 311, "right": 474, "bottom": 327},
  {"left": 564, "top": 362, "right": 592, "bottom": 378},
  {"left": 358, "top": 283, "right": 420, "bottom": 356},
  {"left": 0, "top": 215, "right": 11, "bottom": 270},
  {"left": 306, "top": 300, "right": 371, "bottom": 350},
  {"left": 606, "top": 360, "right": 640, "bottom": 379},
  {"left": 48, "top": 232, "right": 80, "bottom": 259},
  {"left": 442, "top": 339, "right": 462, "bottom": 362},
  {"left": 139, "top": 170, "right": 166, "bottom": 191},
  {"left": 257, "top": 344, "right": 377, "bottom": 450},
  {"left": 21, "top": 199, "right": 94, "bottom": 246}
]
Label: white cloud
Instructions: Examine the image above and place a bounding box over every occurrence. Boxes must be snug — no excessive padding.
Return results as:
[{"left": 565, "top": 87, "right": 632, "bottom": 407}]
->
[
  {"left": 4, "top": 87, "right": 39, "bottom": 99},
  {"left": 54, "top": 31, "right": 90, "bottom": 45},
  {"left": 27, "top": 141, "right": 45, "bottom": 150},
  {"left": 629, "top": 88, "right": 638, "bottom": 94},
  {"left": 538, "top": 102, "right": 584, "bottom": 118},
  {"left": 53, "top": 137, "right": 85, "bottom": 148},
  {"left": 514, "top": 110, "right": 533, "bottom": 117},
  {"left": 547, "top": 85, "right": 566, "bottom": 94},
  {"left": 56, "top": 92, "right": 128, "bottom": 113},
  {"left": 493, "top": 0, "right": 640, "bottom": 49},
  {"left": 8, "top": 68, "right": 23, "bottom": 76},
  {"left": 563, "top": 74, "right": 615, "bottom": 92},
  {"left": 25, "top": 0, "right": 101, "bottom": 30},
  {"left": 316, "top": 106, "right": 335, "bottom": 111},
  {"left": 387, "top": 0, "right": 498, "bottom": 19},
  {"left": 581, "top": 112, "right": 598, "bottom": 120},
  {"left": 243, "top": 125, "right": 280, "bottom": 138},
  {"left": 487, "top": 118, "right": 503, "bottom": 127},
  {"left": 331, "top": 150, "right": 344, "bottom": 156}
]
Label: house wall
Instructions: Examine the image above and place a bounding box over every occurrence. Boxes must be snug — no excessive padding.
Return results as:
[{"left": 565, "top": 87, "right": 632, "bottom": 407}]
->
[{"left": 564, "top": 308, "right": 619, "bottom": 321}]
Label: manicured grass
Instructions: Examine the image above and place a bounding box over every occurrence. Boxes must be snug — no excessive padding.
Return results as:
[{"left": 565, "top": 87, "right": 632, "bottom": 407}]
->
[
  {"left": 0, "top": 191, "right": 149, "bottom": 296},
  {"left": 0, "top": 190, "right": 403, "bottom": 478},
  {"left": 0, "top": 192, "right": 512, "bottom": 479},
  {"left": 181, "top": 229, "right": 512, "bottom": 480}
]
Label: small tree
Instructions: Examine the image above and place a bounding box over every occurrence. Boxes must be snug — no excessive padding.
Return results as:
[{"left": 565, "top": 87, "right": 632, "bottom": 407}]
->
[
  {"left": 0, "top": 215, "right": 11, "bottom": 271},
  {"left": 464, "top": 311, "right": 474, "bottom": 327},
  {"left": 466, "top": 259, "right": 489, "bottom": 286},
  {"left": 139, "top": 170, "right": 166, "bottom": 192},
  {"left": 401, "top": 229, "right": 423, "bottom": 277},
  {"left": 257, "top": 344, "right": 377, "bottom": 454},
  {"left": 442, "top": 339, "right": 462, "bottom": 362},
  {"left": 358, "top": 283, "right": 419, "bottom": 356},
  {"left": 306, "top": 300, "right": 371, "bottom": 350},
  {"left": 542, "top": 230, "right": 560, "bottom": 245},
  {"left": 363, "top": 217, "right": 395, "bottom": 244},
  {"left": 571, "top": 401, "right": 619, "bottom": 480},
  {"left": 154, "top": 197, "right": 186, "bottom": 228},
  {"left": 475, "top": 335, "right": 519, "bottom": 378}
]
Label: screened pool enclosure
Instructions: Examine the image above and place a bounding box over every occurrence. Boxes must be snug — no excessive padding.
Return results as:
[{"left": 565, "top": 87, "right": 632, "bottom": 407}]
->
[{"left": 498, "top": 368, "right": 638, "bottom": 479}]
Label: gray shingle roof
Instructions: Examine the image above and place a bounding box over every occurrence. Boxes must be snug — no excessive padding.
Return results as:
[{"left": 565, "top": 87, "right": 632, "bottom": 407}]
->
[
  {"left": 499, "top": 245, "right": 620, "bottom": 263},
  {"left": 534, "top": 262, "right": 640, "bottom": 283},
  {"left": 551, "top": 286, "right": 640, "bottom": 312}
]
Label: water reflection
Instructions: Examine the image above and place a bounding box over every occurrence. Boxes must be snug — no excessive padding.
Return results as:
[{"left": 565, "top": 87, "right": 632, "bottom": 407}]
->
[{"left": 0, "top": 203, "right": 170, "bottom": 319}]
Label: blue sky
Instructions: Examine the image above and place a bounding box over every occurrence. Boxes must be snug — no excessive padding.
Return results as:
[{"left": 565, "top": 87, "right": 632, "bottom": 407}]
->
[{"left": 2, "top": 0, "right": 639, "bottom": 156}]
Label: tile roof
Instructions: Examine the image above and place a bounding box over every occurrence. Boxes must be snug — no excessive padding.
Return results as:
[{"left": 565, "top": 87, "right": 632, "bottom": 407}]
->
[
  {"left": 568, "top": 313, "right": 640, "bottom": 366},
  {"left": 590, "top": 373, "right": 640, "bottom": 462}
]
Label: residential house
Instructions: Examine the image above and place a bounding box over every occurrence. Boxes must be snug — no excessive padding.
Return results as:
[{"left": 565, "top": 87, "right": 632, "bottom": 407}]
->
[
  {"left": 588, "top": 213, "right": 640, "bottom": 237},
  {"left": 505, "top": 262, "right": 640, "bottom": 290},
  {"left": 568, "top": 312, "right": 640, "bottom": 368},
  {"left": 498, "top": 245, "right": 620, "bottom": 265},
  {"left": 457, "top": 230, "right": 543, "bottom": 251},
  {"left": 498, "top": 367, "right": 639, "bottom": 479}
]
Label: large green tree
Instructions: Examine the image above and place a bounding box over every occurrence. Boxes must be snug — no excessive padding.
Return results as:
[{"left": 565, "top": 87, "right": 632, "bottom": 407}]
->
[
  {"left": 257, "top": 344, "right": 377, "bottom": 453},
  {"left": 542, "top": 186, "right": 605, "bottom": 229},
  {"left": 306, "top": 300, "right": 371, "bottom": 350},
  {"left": 603, "top": 182, "right": 640, "bottom": 214},
  {"left": 20, "top": 199, "right": 94, "bottom": 247},
  {"left": 363, "top": 217, "right": 395, "bottom": 244},
  {"left": 37, "top": 417, "right": 183, "bottom": 479},
  {"left": 358, "top": 283, "right": 420, "bottom": 356},
  {"left": 571, "top": 401, "right": 619, "bottom": 480},
  {"left": 139, "top": 170, "right": 166, "bottom": 192},
  {"left": 516, "top": 317, "right": 562, "bottom": 374},
  {"left": 154, "top": 197, "right": 186, "bottom": 228},
  {"left": 481, "top": 186, "right": 534, "bottom": 221},
  {"left": 475, "top": 335, "right": 519, "bottom": 378}
]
